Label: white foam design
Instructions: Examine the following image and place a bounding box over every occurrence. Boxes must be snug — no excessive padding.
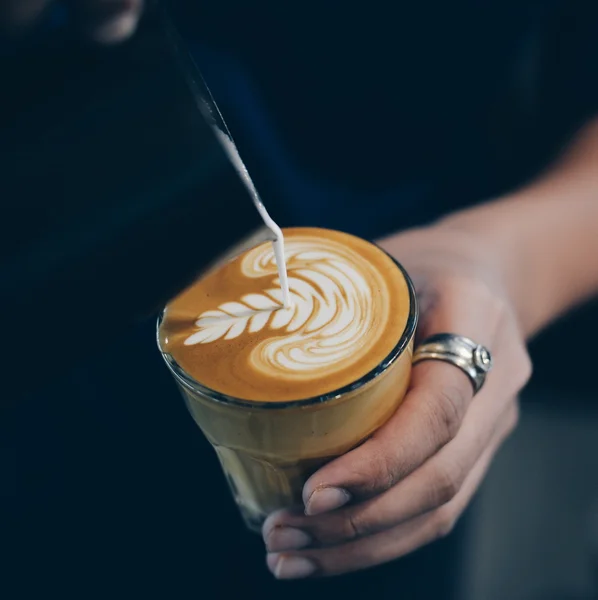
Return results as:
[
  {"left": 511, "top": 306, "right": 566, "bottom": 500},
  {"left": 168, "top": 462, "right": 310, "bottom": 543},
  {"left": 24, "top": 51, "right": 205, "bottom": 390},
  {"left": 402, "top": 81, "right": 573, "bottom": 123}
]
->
[{"left": 184, "top": 237, "right": 384, "bottom": 376}]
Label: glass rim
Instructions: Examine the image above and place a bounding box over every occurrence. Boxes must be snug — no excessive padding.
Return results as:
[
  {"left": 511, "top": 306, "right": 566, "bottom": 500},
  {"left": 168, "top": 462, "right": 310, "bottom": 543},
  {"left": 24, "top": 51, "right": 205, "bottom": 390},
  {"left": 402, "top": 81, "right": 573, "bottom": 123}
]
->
[{"left": 156, "top": 248, "right": 418, "bottom": 411}]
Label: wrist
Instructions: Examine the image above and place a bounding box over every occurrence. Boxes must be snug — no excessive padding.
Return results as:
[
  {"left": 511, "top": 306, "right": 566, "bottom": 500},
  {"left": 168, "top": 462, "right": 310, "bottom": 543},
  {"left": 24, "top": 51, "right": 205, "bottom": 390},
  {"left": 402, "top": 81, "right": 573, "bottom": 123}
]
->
[
  {"left": 431, "top": 116, "right": 598, "bottom": 338},
  {"left": 434, "top": 198, "right": 553, "bottom": 339},
  {"left": 437, "top": 183, "right": 598, "bottom": 338}
]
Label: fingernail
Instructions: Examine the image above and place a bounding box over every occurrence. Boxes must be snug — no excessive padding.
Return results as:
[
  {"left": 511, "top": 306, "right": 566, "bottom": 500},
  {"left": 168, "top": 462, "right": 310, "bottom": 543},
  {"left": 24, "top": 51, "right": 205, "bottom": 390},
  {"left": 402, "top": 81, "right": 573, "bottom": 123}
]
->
[
  {"left": 305, "top": 487, "right": 351, "bottom": 515},
  {"left": 266, "top": 527, "right": 312, "bottom": 552},
  {"left": 267, "top": 554, "right": 316, "bottom": 579}
]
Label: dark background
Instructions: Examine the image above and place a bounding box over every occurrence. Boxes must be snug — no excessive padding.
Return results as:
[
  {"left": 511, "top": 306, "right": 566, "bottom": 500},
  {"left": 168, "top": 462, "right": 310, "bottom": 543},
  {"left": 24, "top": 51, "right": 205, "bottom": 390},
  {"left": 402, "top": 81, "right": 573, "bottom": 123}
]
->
[{"left": 4, "top": 2, "right": 598, "bottom": 598}]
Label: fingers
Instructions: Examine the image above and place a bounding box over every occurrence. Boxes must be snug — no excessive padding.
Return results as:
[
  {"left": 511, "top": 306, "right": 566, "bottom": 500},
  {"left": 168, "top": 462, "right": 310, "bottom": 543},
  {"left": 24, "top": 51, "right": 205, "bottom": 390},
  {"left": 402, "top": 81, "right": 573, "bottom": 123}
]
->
[
  {"left": 265, "top": 399, "right": 519, "bottom": 550},
  {"left": 70, "top": 0, "right": 143, "bottom": 44},
  {"left": 265, "top": 268, "right": 531, "bottom": 577},
  {"left": 302, "top": 360, "right": 474, "bottom": 514},
  {"left": 302, "top": 274, "right": 510, "bottom": 515},
  {"left": 266, "top": 403, "right": 517, "bottom": 578}
]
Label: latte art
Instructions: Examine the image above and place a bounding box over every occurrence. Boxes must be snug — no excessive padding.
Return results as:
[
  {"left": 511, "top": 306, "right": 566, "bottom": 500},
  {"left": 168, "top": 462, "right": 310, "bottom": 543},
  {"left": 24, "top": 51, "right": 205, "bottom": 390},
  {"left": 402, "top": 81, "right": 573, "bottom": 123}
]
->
[
  {"left": 160, "top": 228, "right": 411, "bottom": 402},
  {"left": 184, "top": 239, "right": 377, "bottom": 378}
]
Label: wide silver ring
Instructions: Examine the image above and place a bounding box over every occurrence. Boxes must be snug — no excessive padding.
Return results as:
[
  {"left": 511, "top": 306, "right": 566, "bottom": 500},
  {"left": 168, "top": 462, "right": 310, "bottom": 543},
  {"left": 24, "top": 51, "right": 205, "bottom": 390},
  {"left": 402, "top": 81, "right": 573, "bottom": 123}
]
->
[{"left": 412, "top": 333, "right": 493, "bottom": 394}]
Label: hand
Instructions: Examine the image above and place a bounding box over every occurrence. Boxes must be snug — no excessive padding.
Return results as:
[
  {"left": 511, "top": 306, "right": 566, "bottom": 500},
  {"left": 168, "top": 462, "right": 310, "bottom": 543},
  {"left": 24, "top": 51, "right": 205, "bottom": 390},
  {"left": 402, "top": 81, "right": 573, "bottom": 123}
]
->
[
  {"left": 0, "top": 0, "right": 143, "bottom": 44},
  {"left": 262, "top": 224, "right": 532, "bottom": 578}
]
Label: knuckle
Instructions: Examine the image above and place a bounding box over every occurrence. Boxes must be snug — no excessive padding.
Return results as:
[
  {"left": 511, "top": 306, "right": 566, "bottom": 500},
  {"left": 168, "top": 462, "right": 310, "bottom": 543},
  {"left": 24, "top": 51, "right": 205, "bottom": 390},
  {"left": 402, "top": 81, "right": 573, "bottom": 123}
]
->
[
  {"left": 360, "top": 441, "right": 401, "bottom": 493},
  {"left": 470, "top": 276, "right": 500, "bottom": 301},
  {"left": 378, "top": 450, "right": 400, "bottom": 491},
  {"left": 517, "top": 351, "right": 533, "bottom": 388},
  {"left": 433, "top": 508, "right": 458, "bottom": 539},
  {"left": 506, "top": 402, "right": 520, "bottom": 434},
  {"left": 505, "top": 348, "right": 532, "bottom": 397},
  {"left": 310, "top": 507, "right": 373, "bottom": 545},
  {"left": 431, "top": 464, "right": 463, "bottom": 506},
  {"left": 344, "top": 511, "right": 370, "bottom": 541},
  {"left": 428, "top": 385, "right": 467, "bottom": 443}
]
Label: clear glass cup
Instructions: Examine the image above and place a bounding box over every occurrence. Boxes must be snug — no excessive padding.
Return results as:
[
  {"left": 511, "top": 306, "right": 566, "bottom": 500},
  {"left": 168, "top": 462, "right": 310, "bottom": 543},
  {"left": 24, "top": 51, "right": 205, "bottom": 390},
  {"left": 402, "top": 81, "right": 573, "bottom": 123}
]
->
[{"left": 157, "top": 254, "right": 417, "bottom": 532}]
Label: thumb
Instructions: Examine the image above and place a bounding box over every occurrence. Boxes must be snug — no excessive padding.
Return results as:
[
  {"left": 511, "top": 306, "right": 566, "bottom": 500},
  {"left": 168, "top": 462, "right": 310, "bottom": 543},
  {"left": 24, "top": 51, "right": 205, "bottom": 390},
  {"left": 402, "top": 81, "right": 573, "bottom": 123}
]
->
[{"left": 302, "top": 360, "right": 474, "bottom": 515}]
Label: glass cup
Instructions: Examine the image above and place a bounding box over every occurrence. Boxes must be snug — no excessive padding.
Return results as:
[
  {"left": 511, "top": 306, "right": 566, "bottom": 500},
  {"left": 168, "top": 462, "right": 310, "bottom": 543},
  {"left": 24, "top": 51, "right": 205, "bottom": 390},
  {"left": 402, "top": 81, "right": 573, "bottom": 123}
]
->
[{"left": 157, "top": 250, "right": 417, "bottom": 532}]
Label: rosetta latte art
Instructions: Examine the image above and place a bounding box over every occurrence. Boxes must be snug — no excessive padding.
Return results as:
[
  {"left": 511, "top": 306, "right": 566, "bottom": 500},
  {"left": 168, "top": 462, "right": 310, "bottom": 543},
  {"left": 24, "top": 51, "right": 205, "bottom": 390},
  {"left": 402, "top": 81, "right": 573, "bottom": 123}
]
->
[{"left": 184, "top": 238, "right": 388, "bottom": 378}]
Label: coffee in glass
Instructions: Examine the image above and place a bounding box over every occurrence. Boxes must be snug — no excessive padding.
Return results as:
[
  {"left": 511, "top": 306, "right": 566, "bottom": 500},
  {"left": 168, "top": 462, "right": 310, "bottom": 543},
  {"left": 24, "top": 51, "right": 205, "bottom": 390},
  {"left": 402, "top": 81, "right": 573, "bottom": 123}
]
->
[{"left": 158, "top": 227, "right": 417, "bottom": 531}]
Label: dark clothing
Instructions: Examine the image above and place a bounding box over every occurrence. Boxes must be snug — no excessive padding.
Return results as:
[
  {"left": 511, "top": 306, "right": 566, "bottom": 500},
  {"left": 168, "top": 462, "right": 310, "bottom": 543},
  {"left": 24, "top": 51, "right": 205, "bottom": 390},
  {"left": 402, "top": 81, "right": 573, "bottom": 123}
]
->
[{"left": 174, "top": 0, "right": 598, "bottom": 237}]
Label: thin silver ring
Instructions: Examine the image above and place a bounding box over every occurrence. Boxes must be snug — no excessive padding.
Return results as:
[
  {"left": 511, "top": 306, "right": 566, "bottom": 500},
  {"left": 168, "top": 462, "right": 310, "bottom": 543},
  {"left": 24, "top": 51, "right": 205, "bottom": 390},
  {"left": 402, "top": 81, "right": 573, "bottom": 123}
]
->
[{"left": 412, "top": 333, "right": 493, "bottom": 394}]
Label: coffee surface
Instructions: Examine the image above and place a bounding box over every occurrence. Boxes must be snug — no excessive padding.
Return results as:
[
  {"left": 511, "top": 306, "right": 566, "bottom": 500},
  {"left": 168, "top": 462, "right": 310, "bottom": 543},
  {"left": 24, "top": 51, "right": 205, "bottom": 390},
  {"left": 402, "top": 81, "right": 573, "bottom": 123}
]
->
[{"left": 159, "top": 228, "right": 411, "bottom": 401}]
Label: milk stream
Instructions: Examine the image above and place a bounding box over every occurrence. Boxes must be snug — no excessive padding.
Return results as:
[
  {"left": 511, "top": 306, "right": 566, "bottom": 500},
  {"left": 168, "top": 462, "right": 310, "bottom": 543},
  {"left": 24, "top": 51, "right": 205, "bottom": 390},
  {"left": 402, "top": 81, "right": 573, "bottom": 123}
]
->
[{"left": 215, "top": 131, "right": 291, "bottom": 309}]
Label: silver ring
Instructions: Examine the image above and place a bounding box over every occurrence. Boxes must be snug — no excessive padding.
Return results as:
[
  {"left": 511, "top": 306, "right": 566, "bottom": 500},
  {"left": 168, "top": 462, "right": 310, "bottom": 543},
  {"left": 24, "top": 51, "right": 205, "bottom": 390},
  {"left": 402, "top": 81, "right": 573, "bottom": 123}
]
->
[{"left": 412, "top": 333, "right": 493, "bottom": 394}]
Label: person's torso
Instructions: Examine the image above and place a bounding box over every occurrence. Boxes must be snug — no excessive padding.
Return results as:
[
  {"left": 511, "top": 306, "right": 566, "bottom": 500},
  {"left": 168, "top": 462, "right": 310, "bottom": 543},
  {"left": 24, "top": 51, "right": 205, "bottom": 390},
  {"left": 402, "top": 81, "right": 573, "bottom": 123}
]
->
[{"left": 175, "top": 0, "right": 597, "bottom": 235}]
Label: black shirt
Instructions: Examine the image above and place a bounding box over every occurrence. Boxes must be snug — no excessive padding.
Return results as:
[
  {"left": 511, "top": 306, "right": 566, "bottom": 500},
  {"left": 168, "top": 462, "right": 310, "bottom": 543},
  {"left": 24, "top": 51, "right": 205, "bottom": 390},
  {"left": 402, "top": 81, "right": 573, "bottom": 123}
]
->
[{"left": 175, "top": 0, "right": 598, "bottom": 236}]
